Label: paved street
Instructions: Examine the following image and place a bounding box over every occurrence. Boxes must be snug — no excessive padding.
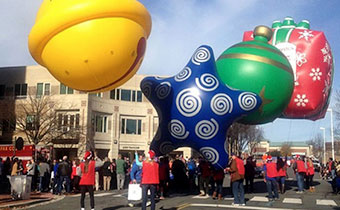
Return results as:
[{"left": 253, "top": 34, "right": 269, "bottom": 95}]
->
[{"left": 29, "top": 169, "right": 339, "bottom": 210}]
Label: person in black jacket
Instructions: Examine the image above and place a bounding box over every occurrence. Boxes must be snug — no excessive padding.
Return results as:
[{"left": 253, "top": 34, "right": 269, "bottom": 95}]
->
[
  {"left": 57, "top": 156, "right": 71, "bottom": 194},
  {"left": 102, "top": 157, "right": 112, "bottom": 191}
]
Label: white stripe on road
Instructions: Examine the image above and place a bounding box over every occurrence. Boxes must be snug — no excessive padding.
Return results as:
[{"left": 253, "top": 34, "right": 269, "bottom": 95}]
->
[
  {"left": 189, "top": 203, "right": 297, "bottom": 210},
  {"left": 192, "top": 195, "right": 210, "bottom": 199},
  {"left": 316, "top": 199, "right": 337, "bottom": 206},
  {"left": 283, "top": 198, "right": 302, "bottom": 204},
  {"left": 94, "top": 192, "right": 114, "bottom": 197},
  {"left": 250, "top": 196, "right": 268, "bottom": 202}
]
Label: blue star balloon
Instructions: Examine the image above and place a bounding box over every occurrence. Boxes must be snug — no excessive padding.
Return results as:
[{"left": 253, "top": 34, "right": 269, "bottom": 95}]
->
[{"left": 141, "top": 45, "right": 262, "bottom": 169}]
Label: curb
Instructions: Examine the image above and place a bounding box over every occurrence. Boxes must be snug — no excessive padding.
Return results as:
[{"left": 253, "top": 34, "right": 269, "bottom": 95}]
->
[{"left": 0, "top": 195, "right": 65, "bottom": 210}]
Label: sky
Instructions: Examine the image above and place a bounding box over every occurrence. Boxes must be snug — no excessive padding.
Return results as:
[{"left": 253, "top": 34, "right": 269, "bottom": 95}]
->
[{"left": 0, "top": 0, "right": 340, "bottom": 144}]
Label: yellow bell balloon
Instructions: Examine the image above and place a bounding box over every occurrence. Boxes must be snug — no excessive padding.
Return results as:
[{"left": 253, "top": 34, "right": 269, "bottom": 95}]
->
[{"left": 28, "top": 0, "right": 152, "bottom": 92}]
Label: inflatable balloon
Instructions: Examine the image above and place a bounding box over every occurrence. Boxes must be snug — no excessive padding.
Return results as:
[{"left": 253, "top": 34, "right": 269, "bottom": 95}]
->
[
  {"left": 216, "top": 26, "right": 294, "bottom": 125},
  {"left": 243, "top": 17, "right": 334, "bottom": 120},
  {"left": 140, "top": 45, "right": 262, "bottom": 169},
  {"left": 28, "top": 0, "right": 151, "bottom": 92}
]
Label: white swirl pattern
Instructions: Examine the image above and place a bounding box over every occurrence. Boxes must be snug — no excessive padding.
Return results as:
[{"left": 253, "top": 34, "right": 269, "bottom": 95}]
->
[
  {"left": 238, "top": 92, "right": 258, "bottom": 111},
  {"left": 176, "top": 89, "right": 202, "bottom": 117},
  {"left": 195, "top": 73, "right": 219, "bottom": 91},
  {"left": 155, "top": 82, "right": 171, "bottom": 99},
  {"left": 191, "top": 47, "right": 211, "bottom": 65},
  {"left": 175, "top": 67, "right": 192, "bottom": 82},
  {"left": 141, "top": 81, "right": 153, "bottom": 98},
  {"left": 210, "top": 93, "right": 233, "bottom": 115},
  {"left": 168, "top": 119, "right": 189, "bottom": 140},
  {"left": 200, "top": 147, "right": 219, "bottom": 164},
  {"left": 195, "top": 118, "right": 219, "bottom": 140},
  {"left": 160, "top": 141, "right": 175, "bottom": 154}
]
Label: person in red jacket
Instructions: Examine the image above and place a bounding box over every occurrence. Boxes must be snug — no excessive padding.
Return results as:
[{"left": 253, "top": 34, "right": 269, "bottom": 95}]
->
[
  {"left": 276, "top": 157, "right": 287, "bottom": 194},
  {"left": 264, "top": 156, "right": 279, "bottom": 201},
  {"left": 141, "top": 150, "right": 159, "bottom": 210},
  {"left": 79, "top": 151, "right": 103, "bottom": 210},
  {"left": 306, "top": 157, "right": 315, "bottom": 192},
  {"left": 293, "top": 155, "right": 306, "bottom": 193},
  {"left": 227, "top": 153, "right": 245, "bottom": 206}
]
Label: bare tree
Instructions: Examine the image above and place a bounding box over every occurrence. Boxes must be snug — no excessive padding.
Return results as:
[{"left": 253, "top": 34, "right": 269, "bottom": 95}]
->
[
  {"left": 306, "top": 134, "right": 323, "bottom": 159},
  {"left": 280, "top": 142, "right": 292, "bottom": 157},
  {"left": 333, "top": 90, "right": 340, "bottom": 136},
  {"left": 14, "top": 94, "right": 85, "bottom": 159},
  {"left": 227, "top": 123, "right": 264, "bottom": 156}
]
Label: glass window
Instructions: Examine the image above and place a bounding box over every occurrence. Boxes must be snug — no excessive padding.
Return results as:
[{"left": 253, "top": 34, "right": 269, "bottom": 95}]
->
[
  {"left": 44, "top": 83, "right": 50, "bottom": 95},
  {"left": 69, "top": 115, "right": 74, "bottom": 129},
  {"left": 132, "top": 90, "right": 136, "bottom": 102},
  {"left": 95, "top": 114, "right": 107, "bottom": 133},
  {"left": 75, "top": 114, "right": 80, "bottom": 129},
  {"left": 137, "top": 91, "right": 142, "bottom": 102},
  {"left": 116, "top": 89, "right": 120, "bottom": 100},
  {"left": 110, "top": 89, "right": 115, "bottom": 99},
  {"left": 60, "top": 83, "right": 66, "bottom": 94},
  {"left": 58, "top": 113, "right": 62, "bottom": 130},
  {"left": 67, "top": 87, "right": 74, "bottom": 94},
  {"left": 26, "top": 115, "right": 35, "bottom": 130},
  {"left": 0, "top": 85, "right": 5, "bottom": 99},
  {"left": 121, "top": 118, "right": 142, "bottom": 135},
  {"left": 37, "top": 83, "right": 43, "bottom": 96},
  {"left": 121, "top": 89, "right": 131, "bottom": 101},
  {"left": 15, "top": 84, "right": 27, "bottom": 98}
]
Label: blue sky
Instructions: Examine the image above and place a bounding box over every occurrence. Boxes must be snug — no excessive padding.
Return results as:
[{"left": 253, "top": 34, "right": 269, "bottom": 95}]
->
[{"left": 0, "top": 0, "right": 339, "bottom": 143}]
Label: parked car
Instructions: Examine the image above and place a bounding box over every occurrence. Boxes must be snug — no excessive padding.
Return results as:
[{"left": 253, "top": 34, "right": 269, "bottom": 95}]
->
[{"left": 312, "top": 160, "right": 321, "bottom": 172}]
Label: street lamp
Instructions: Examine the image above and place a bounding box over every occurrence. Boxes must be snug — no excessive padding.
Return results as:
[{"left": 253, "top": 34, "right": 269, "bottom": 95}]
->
[
  {"left": 327, "top": 108, "right": 335, "bottom": 160},
  {"left": 320, "top": 127, "right": 326, "bottom": 165}
]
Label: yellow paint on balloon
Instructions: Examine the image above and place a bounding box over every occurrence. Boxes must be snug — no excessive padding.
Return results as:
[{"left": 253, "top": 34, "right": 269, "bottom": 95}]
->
[{"left": 28, "top": 0, "right": 151, "bottom": 92}]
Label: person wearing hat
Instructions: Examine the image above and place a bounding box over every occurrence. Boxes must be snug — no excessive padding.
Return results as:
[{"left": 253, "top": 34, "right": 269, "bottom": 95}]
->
[
  {"left": 227, "top": 153, "right": 245, "bottom": 207},
  {"left": 293, "top": 155, "right": 307, "bottom": 193},
  {"left": 263, "top": 155, "right": 279, "bottom": 201},
  {"left": 79, "top": 151, "right": 103, "bottom": 210},
  {"left": 141, "top": 150, "right": 159, "bottom": 210}
]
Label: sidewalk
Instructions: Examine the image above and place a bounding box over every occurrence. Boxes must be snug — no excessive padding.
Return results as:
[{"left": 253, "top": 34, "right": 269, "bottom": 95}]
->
[{"left": 0, "top": 192, "right": 60, "bottom": 209}]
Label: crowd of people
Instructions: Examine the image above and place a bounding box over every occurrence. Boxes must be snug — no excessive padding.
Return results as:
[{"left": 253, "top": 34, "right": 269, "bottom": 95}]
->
[{"left": 1, "top": 151, "right": 340, "bottom": 209}]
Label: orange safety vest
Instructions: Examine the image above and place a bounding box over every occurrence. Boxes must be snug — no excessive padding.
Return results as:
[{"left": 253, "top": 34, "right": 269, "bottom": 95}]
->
[
  {"left": 266, "top": 162, "right": 278, "bottom": 178},
  {"left": 296, "top": 160, "right": 307, "bottom": 173}
]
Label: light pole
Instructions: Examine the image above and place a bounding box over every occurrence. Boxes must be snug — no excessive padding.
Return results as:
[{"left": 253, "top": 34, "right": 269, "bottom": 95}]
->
[
  {"left": 320, "top": 127, "right": 326, "bottom": 165},
  {"left": 327, "top": 108, "right": 335, "bottom": 160}
]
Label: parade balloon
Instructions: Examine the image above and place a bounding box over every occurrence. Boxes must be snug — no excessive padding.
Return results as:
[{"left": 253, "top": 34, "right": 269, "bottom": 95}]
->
[
  {"left": 141, "top": 45, "right": 262, "bottom": 169},
  {"left": 28, "top": 0, "right": 151, "bottom": 92},
  {"left": 216, "top": 26, "right": 294, "bottom": 125},
  {"left": 243, "top": 17, "right": 334, "bottom": 120}
]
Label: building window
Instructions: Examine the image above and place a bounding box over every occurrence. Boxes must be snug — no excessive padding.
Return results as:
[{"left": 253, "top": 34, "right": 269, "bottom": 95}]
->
[
  {"left": 15, "top": 83, "right": 27, "bottom": 98},
  {"left": 37, "top": 83, "right": 51, "bottom": 97},
  {"left": 44, "top": 83, "right": 50, "bottom": 95},
  {"left": 26, "top": 115, "right": 36, "bottom": 130},
  {"left": 60, "top": 83, "right": 73, "bottom": 94},
  {"left": 110, "top": 89, "right": 115, "bottom": 99},
  {"left": 121, "top": 118, "right": 142, "bottom": 135},
  {"left": 57, "top": 112, "right": 80, "bottom": 132},
  {"left": 137, "top": 91, "right": 142, "bottom": 102},
  {"left": 95, "top": 114, "right": 107, "bottom": 133},
  {"left": 121, "top": 89, "right": 131, "bottom": 101},
  {"left": 1, "top": 119, "right": 16, "bottom": 132},
  {"left": 132, "top": 90, "right": 136, "bottom": 102},
  {"left": 0, "top": 85, "right": 5, "bottom": 100}
]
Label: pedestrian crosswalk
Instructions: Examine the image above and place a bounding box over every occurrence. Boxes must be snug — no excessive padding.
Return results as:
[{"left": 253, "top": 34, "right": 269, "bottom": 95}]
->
[{"left": 192, "top": 195, "right": 338, "bottom": 207}]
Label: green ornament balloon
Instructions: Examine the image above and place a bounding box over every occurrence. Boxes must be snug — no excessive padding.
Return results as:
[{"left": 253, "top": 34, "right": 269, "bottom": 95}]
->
[{"left": 216, "top": 25, "right": 294, "bottom": 124}]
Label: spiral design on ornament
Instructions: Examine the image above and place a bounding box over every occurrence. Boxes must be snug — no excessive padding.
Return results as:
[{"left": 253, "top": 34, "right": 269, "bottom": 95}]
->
[
  {"left": 175, "top": 67, "right": 192, "bottom": 82},
  {"left": 141, "top": 81, "right": 153, "bottom": 98},
  {"left": 238, "top": 92, "right": 258, "bottom": 111},
  {"left": 195, "top": 73, "right": 219, "bottom": 91},
  {"left": 195, "top": 118, "right": 219, "bottom": 140},
  {"left": 168, "top": 119, "right": 189, "bottom": 140},
  {"left": 210, "top": 93, "right": 233, "bottom": 115},
  {"left": 200, "top": 147, "right": 219, "bottom": 164},
  {"left": 160, "top": 141, "right": 175, "bottom": 155},
  {"left": 191, "top": 47, "right": 211, "bottom": 65},
  {"left": 155, "top": 82, "right": 171, "bottom": 99},
  {"left": 176, "top": 89, "right": 202, "bottom": 117}
]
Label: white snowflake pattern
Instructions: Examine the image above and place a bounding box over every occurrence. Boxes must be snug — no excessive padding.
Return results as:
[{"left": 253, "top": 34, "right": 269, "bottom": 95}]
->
[
  {"left": 321, "top": 42, "right": 332, "bottom": 65},
  {"left": 298, "top": 30, "right": 314, "bottom": 42},
  {"left": 296, "top": 52, "right": 307, "bottom": 67},
  {"left": 309, "top": 68, "right": 322, "bottom": 81},
  {"left": 294, "top": 94, "right": 309, "bottom": 107}
]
